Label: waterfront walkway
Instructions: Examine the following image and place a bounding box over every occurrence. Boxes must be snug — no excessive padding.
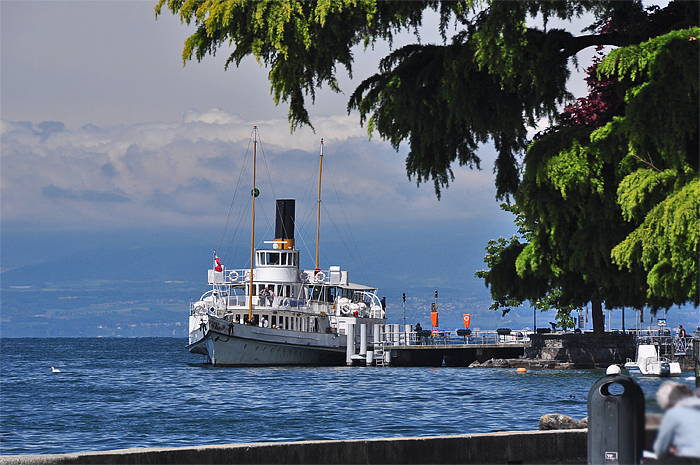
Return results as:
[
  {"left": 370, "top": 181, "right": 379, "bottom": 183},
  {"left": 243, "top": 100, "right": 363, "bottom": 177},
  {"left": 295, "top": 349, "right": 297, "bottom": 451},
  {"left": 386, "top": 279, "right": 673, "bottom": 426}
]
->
[{"left": 0, "top": 418, "right": 661, "bottom": 465}]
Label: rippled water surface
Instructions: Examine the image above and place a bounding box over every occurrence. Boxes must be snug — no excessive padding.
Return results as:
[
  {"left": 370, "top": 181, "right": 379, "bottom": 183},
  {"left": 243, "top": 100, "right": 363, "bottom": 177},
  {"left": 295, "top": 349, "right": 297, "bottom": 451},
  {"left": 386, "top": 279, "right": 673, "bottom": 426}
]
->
[{"left": 0, "top": 338, "right": 692, "bottom": 455}]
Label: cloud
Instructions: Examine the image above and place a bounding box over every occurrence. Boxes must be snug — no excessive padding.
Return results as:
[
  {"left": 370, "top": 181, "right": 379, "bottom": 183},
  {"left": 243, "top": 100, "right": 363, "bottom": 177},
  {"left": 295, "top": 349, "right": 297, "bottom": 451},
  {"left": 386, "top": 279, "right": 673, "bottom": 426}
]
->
[
  {"left": 1, "top": 110, "right": 506, "bottom": 232},
  {"left": 41, "top": 184, "right": 131, "bottom": 203}
]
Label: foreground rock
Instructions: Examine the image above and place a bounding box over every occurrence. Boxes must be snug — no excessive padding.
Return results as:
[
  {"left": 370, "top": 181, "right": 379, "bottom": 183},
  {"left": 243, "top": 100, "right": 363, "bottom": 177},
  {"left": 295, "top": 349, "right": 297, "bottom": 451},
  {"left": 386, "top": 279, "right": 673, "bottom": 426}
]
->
[{"left": 538, "top": 414, "right": 587, "bottom": 430}]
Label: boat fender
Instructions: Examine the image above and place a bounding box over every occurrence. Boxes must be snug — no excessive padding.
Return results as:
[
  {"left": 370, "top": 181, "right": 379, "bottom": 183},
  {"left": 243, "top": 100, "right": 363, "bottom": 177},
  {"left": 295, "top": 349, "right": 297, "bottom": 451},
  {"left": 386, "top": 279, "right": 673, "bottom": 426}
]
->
[
  {"left": 314, "top": 271, "right": 325, "bottom": 283},
  {"left": 228, "top": 271, "right": 239, "bottom": 282}
]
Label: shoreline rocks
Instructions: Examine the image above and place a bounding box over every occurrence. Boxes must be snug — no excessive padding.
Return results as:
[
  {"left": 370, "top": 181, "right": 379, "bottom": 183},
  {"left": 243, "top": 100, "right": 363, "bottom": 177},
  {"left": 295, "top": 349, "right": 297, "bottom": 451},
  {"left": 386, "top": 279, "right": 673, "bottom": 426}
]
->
[
  {"left": 538, "top": 413, "right": 587, "bottom": 430},
  {"left": 469, "top": 357, "right": 601, "bottom": 369}
]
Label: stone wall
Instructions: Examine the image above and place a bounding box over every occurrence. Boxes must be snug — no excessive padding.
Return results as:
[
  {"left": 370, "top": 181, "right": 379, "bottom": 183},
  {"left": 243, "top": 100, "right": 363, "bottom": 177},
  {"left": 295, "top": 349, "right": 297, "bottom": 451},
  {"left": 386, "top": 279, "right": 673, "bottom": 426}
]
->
[
  {"left": 525, "top": 333, "right": 636, "bottom": 368},
  {"left": 0, "top": 419, "right": 662, "bottom": 465},
  {"left": 0, "top": 430, "right": 589, "bottom": 465}
]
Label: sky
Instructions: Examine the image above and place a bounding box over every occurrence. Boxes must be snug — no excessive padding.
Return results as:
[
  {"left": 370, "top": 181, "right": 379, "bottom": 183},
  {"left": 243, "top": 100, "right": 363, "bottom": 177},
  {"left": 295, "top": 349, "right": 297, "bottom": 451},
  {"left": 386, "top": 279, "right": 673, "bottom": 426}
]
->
[
  {"left": 1, "top": 1, "right": 514, "bottom": 231},
  {"left": 5, "top": 1, "right": 692, "bottom": 331}
]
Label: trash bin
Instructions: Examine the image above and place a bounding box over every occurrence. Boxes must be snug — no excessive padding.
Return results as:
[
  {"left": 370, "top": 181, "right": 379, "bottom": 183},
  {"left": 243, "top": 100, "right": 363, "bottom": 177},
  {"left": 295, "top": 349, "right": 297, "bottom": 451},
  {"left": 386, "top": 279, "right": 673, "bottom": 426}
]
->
[{"left": 587, "top": 373, "right": 644, "bottom": 465}]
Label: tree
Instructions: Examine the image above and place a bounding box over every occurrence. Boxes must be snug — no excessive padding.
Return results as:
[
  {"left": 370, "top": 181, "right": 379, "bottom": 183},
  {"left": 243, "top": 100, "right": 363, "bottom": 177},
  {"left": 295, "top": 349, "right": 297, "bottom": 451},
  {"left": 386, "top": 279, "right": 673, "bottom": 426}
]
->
[
  {"left": 156, "top": 1, "right": 699, "bottom": 328},
  {"left": 155, "top": 0, "right": 696, "bottom": 199},
  {"left": 475, "top": 204, "right": 581, "bottom": 331},
  {"left": 477, "top": 25, "right": 698, "bottom": 331}
]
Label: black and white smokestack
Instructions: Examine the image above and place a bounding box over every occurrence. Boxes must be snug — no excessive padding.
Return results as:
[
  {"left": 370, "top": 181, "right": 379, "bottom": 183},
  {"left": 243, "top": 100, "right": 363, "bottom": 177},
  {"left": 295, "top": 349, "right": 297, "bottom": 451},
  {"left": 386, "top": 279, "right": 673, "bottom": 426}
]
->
[{"left": 275, "top": 199, "right": 295, "bottom": 242}]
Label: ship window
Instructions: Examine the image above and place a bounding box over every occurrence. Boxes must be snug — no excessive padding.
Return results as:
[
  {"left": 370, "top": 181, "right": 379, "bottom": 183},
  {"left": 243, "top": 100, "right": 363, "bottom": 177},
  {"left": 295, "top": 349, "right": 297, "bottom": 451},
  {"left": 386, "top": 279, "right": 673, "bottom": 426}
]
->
[
  {"left": 281, "top": 253, "right": 287, "bottom": 265},
  {"left": 267, "top": 252, "right": 280, "bottom": 265},
  {"left": 285, "top": 316, "right": 290, "bottom": 330}
]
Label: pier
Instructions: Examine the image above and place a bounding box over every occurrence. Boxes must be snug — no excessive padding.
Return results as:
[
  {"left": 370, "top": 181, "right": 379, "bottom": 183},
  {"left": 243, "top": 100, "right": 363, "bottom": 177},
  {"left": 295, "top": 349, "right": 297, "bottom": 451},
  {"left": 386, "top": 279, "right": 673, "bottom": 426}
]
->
[
  {"left": 344, "top": 324, "right": 529, "bottom": 367},
  {"left": 346, "top": 325, "right": 697, "bottom": 369}
]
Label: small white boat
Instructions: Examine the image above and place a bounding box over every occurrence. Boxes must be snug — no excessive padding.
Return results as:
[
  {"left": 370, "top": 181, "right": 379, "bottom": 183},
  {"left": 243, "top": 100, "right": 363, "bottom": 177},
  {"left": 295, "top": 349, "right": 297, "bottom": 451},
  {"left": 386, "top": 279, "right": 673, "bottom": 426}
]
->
[{"left": 624, "top": 344, "right": 681, "bottom": 377}]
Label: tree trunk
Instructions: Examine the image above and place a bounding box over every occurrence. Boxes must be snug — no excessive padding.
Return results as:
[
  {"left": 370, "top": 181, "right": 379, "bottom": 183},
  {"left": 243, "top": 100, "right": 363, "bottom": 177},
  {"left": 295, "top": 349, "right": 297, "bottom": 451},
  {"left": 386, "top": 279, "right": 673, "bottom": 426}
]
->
[{"left": 591, "top": 297, "right": 604, "bottom": 333}]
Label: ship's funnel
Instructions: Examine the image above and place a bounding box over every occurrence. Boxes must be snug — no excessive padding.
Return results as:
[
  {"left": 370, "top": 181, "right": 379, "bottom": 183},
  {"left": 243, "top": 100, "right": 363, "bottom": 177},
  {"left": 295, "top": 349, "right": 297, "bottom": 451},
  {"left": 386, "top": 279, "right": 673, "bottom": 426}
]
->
[{"left": 274, "top": 199, "right": 295, "bottom": 250}]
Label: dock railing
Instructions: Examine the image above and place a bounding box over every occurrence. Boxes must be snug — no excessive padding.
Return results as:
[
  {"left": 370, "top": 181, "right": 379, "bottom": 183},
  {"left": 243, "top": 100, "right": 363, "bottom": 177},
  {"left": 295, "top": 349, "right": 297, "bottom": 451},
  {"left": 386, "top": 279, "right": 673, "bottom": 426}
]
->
[
  {"left": 625, "top": 330, "right": 694, "bottom": 357},
  {"left": 381, "top": 329, "right": 533, "bottom": 347}
]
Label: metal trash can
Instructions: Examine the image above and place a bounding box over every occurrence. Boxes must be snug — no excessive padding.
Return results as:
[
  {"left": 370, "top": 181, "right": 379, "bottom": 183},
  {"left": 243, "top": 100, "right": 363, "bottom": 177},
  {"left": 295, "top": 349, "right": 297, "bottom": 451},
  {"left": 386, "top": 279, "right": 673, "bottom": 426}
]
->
[{"left": 587, "top": 373, "right": 645, "bottom": 465}]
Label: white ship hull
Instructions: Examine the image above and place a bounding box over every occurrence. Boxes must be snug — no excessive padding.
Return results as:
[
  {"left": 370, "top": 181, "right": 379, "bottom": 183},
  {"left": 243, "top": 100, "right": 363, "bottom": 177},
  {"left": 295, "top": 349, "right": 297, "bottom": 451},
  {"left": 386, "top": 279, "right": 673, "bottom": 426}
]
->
[{"left": 188, "top": 315, "right": 348, "bottom": 366}]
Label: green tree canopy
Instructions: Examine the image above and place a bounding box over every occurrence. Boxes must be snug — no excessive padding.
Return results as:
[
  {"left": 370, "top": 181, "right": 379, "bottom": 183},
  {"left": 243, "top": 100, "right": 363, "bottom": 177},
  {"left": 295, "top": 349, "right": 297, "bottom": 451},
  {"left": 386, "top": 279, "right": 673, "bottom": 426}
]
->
[
  {"left": 477, "top": 26, "right": 698, "bottom": 331},
  {"left": 156, "top": 1, "right": 699, "bottom": 329},
  {"left": 155, "top": 0, "right": 696, "bottom": 199}
]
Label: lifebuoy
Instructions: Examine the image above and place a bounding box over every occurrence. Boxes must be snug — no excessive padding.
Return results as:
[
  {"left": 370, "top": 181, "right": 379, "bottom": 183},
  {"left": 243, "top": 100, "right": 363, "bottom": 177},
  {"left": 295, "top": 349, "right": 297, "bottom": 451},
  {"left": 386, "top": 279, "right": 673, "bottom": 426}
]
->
[
  {"left": 283, "top": 298, "right": 290, "bottom": 307},
  {"left": 228, "top": 271, "right": 239, "bottom": 282},
  {"left": 432, "top": 330, "right": 438, "bottom": 337},
  {"left": 244, "top": 270, "right": 255, "bottom": 281},
  {"left": 300, "top": 271, "right": 308, "bottom": 282},
  {"left": 314, "top": 271, "right": 325, "bottom": 282}
]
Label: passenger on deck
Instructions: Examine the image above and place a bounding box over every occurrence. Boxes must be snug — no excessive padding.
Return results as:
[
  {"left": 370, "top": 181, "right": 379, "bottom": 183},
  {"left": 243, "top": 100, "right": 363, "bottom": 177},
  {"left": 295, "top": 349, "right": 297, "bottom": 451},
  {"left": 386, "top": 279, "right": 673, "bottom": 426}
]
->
[
  {"left": 259, "top": 287, "right": 270, "bottom": 306},
  {"left": 267, "top": 286, "right": 274, "bottom": 306}
]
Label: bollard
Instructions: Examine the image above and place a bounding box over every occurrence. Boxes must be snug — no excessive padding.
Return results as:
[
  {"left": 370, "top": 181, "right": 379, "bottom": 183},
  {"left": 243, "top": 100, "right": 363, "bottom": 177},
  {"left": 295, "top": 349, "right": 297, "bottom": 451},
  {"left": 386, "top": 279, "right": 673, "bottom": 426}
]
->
[
  {"left": 346, "top": 323, "right": 355, "bottom": 366},
  {"left": 587, "top": 373, "right": 645, "bottom": 465},
  {"left": 360, "top": 324, "right": 367, "bottom": 355}
]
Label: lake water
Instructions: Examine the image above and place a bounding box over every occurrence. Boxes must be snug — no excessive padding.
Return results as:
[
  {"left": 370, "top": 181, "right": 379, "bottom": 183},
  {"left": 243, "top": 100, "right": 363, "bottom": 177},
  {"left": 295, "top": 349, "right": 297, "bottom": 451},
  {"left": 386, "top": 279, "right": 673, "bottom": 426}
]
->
[{"left": 0, "top": 338, "right": 694, "bottom": 456}]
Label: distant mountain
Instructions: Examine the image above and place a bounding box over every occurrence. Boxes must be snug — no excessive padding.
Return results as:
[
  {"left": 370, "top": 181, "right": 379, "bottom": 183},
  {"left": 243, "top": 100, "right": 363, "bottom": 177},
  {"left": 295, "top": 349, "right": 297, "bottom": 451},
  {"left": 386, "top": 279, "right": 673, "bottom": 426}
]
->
[{"left": 2, "top": 228, "right": 697, "bottom": 337}]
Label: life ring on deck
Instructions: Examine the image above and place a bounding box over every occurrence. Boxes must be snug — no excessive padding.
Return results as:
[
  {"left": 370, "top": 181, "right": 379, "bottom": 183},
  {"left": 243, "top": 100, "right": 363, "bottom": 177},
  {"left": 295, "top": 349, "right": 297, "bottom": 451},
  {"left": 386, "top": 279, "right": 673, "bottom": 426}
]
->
[
  {"left": 244, "top": 270, "right": 255, "bottom": 281},
  {"left": 194, "top": 301, "right": 206, "bottom": 313},
  {"left": 283, "top": 298, "right": 291, "bottom": 307},
  {"left": 299, "top": 271, "right": 308, "bottom": 283},
  {"left": 432, "top": 330, "right": 439, "bottom": 337},
  {"left": 228, "top": 271, "right": 239, "bottom": 282},
  {"left": 314, "top": 271, "right": 325, "bottom": 283}
]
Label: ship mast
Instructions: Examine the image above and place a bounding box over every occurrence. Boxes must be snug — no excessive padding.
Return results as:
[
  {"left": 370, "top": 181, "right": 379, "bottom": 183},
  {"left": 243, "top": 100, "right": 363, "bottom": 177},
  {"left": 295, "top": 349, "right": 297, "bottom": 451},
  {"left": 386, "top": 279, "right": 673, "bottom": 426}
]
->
[
  {"left": 315, "top": 139, "right": 323, "bottom": 271},
  {"left": 249, "top": 126, "right": 258, "bottom": 320}
]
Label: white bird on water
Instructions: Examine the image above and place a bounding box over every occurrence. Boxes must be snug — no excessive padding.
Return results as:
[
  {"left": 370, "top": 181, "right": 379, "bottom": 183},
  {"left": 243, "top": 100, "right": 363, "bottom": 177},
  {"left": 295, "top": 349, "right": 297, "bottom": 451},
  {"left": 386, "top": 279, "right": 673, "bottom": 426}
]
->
[{"left": 50, "top": 366, "right": 61, "bottom": 373}]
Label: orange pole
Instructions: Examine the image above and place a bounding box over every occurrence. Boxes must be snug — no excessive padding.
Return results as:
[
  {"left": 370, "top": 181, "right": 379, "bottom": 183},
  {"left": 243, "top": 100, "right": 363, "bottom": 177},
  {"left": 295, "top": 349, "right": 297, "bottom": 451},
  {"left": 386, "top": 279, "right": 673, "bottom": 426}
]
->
[
  {"left": 249, "top": 127, "right": 257, "bottom": 320},
  {"left": 315, "top": 139, "right": 323, "bottom": 270}
]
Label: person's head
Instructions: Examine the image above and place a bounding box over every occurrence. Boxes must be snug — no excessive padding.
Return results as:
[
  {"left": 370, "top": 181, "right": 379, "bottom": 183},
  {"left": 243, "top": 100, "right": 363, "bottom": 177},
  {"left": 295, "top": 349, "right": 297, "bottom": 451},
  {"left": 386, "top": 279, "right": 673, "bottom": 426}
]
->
[{"left": 656, "top": 381, "right": 695, "bottom": 409}]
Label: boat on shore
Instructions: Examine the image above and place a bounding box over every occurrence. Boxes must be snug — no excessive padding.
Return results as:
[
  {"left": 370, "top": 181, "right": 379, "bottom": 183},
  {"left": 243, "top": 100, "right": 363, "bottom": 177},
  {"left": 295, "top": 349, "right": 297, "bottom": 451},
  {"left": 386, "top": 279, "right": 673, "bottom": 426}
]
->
[{"left": 187, "top": 130, "right": 386, "bottom": 366}]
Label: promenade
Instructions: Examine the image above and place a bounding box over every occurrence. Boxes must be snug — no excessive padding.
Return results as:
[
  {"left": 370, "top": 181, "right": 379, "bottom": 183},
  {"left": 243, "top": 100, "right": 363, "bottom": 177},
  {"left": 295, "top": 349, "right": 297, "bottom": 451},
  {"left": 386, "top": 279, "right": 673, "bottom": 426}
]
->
[{"left": 0, "top": 416, "right": 661, "bottom": 465}]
